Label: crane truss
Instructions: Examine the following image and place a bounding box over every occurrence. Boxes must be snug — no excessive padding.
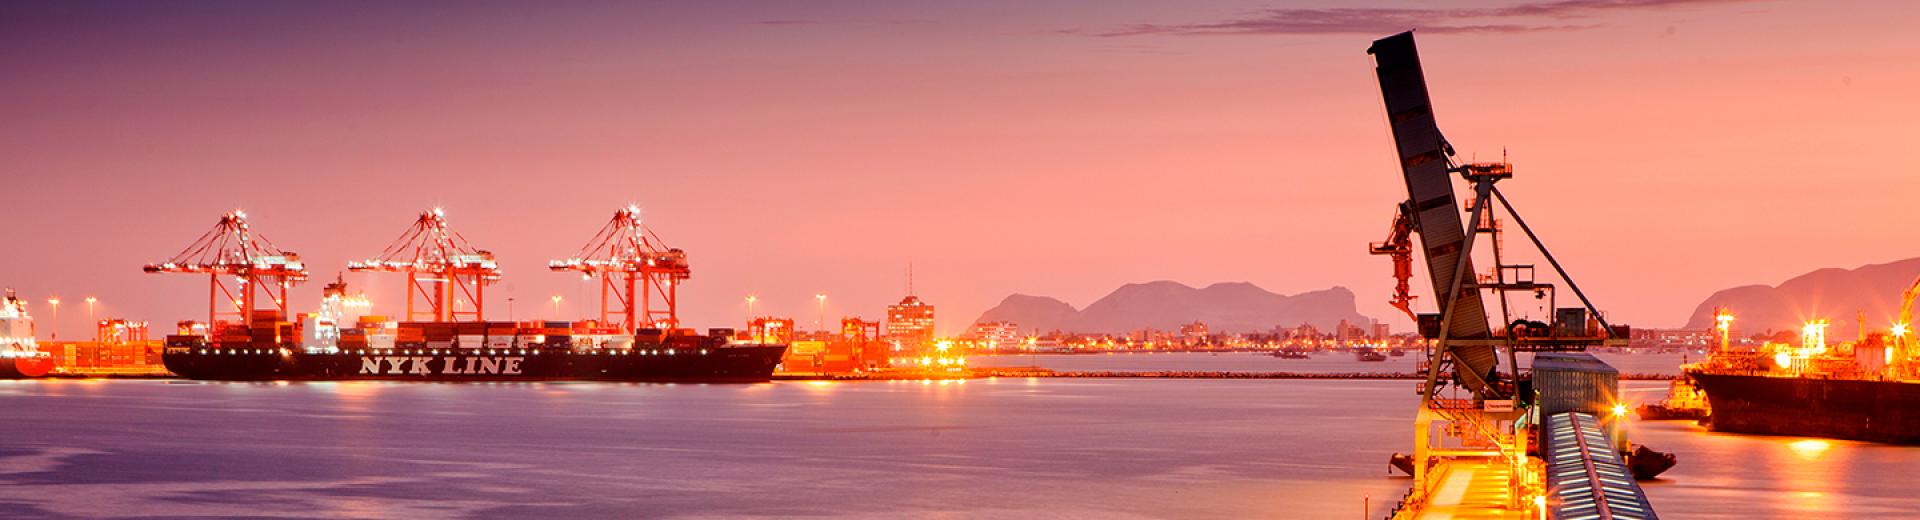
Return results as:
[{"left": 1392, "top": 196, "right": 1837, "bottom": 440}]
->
[
  {"left": 549, "top": 206, "right": 690, "bottom": 332},
  {"left": 348, "top": 209, "right": 499, "bottom": 322},
  {"left": 143, "top": 211, "right": 309, "bottom": 327}
]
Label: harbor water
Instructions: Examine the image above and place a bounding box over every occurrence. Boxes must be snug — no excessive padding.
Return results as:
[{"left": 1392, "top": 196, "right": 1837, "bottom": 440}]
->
[
  {"left": 0, "top": 377, "right": 1913, "bottom": 518},
  {"left": 969, "top": 350, "right": 1696, "bottom": 376}
]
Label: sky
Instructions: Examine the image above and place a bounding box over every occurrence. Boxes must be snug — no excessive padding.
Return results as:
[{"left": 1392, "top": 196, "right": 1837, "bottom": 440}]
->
[{"left": 4, "top": 0, "right": 1918, "bottom": 337}]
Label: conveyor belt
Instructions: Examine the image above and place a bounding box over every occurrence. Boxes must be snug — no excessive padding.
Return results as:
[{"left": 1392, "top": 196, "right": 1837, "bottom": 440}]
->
[{"left": 1542, "top": 412, "right": 1658, "bottom": 520}]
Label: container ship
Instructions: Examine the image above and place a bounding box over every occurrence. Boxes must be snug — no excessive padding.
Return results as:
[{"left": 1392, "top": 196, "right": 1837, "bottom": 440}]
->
[
  {"left": 0, "top": 289, "right": 55, "bottom": 378},
  {"left": 162, "top": 321, "right": 786, "bottom": 382},
  {"left": 1684, "top": 298, "right": 1920, "bottom": 443},
  {"left": 149, "top": 208, "right": 787, "bottom": 383}
]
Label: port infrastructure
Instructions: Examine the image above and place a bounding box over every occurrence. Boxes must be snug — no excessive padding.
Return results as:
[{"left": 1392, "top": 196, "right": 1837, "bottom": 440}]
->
[
  {"left": 144, "top": 211, "right": 309, "bottom": 328},
  {"left": 348, "top": 208, "right": 500, "bottom": 322},
  {"left": 1368, "top": 31, "right": 1648, "bottom": 519},
  {"left": 549, "top": 206, "right": 690, "bottom": 332}
]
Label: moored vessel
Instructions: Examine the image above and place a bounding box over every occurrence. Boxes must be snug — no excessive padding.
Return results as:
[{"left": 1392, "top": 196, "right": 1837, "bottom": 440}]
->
[
  {"left": 1685, "top": 301, "right": 1920, "bottom": 443},
  {"left": 147, "top": 208, "right": 789, "bottom": 383},
  {"left": 0, "top": 289, "right": 54, "bottom": 378}
]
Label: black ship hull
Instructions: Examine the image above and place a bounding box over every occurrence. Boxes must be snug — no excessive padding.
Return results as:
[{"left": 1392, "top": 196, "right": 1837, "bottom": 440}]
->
[
  {"left": 163, "top": 344, "right": 788, "bottom": 383},
  {"left": 1689, "top": 371, "right": 1920, "bottom": 443}
]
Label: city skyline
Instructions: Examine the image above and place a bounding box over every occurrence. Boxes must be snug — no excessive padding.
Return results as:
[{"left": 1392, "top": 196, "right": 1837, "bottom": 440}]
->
[{"left": 6, "top": 1, "right": 1919, "bottom": 335}]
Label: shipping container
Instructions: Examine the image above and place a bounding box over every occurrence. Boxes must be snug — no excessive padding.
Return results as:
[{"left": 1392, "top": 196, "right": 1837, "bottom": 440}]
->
[{"left": 1531, "top": 352, "right": 1619, "bottom": 416}]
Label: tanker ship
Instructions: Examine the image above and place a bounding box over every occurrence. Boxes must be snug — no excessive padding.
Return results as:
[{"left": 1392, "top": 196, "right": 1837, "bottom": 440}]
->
[
  {"left": 1685, "top": 303, "right": 1920, "bottom": 443},
  {"left": 149, "top": 208, "right": 787, "bottom": 383},
  {"left": 0, "top": 289, "right": 55, "bottom": 378}
]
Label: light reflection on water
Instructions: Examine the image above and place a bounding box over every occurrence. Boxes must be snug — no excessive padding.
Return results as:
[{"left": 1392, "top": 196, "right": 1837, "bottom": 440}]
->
[
  {"left": 1621, "top": 381, "right": 1919, "bottom": 519},
  {"left": 972, "top": 350, "right": 1697, "bottom": 376},
  {"left": 0, "top": 379, "right": 1912, "bottom": 518}
]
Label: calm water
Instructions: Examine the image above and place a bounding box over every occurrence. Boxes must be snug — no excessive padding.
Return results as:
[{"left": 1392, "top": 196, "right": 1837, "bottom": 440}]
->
[
  {"left": 0, "top": 378, "right": 1913, "bottom": 519},
  {"left": 972, "top": 350, "right": 1698, "bottom": 376}
]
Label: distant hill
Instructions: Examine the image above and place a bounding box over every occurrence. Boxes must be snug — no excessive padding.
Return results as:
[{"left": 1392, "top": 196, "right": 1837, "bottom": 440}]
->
[
  {"left": 971, "top": 281, "right": 1375, "bottom": 334},
  {"left": 1683, "top": 257, "right": 1920, "bottom": 339}
]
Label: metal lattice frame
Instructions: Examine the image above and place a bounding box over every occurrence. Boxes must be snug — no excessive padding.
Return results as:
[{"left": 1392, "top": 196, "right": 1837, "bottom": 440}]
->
[
  {"left": 348, "top": 209, "right": 499, "bottom": 322},
  {"left": 549, "top": 206, "right": 690, "bottom": 332},
  {"left": 144, "top": 211, "right": 310, "bottom": 327}
]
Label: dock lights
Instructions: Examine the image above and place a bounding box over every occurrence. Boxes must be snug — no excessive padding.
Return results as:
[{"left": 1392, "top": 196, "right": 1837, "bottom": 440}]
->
[
  {"left": 45, "top": 298, "right": 59, "bottom": 341},
  {"left": 815, "top": 293, "right": 827, "bottom": 331},
  {"left": 85, "top": 297, "right": 97, "bottom": 342}
]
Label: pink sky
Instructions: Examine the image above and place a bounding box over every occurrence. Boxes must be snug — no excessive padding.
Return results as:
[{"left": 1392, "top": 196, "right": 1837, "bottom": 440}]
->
[{"left": 4, "top": 1, "right": 1918, "bottom": 336}]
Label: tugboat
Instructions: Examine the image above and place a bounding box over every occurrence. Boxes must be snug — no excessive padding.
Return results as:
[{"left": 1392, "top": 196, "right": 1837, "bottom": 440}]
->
[
  {"left": 1636, "top": 376, "right": 1708, "bottom": 421},
  {"left": 0, "top": 289, "right": 55, "bottom": 378}
]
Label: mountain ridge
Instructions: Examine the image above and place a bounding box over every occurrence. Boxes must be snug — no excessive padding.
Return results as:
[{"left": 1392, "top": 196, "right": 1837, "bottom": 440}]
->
[
  {"left": 972, "top": 280, "right": 1374, "bottom": 334},
  {"left": 1684, "top": 257, "right": 1920, "bottom": 339}
]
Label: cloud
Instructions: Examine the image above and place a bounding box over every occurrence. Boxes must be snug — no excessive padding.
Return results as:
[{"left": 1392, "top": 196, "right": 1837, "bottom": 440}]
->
[{"left": 1088, "top": 0, "right": 1747, "bottom": 37}]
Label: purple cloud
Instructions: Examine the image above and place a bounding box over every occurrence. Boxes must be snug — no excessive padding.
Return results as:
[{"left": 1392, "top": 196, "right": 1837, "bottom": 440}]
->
[{"left": 1089, "top": 0, "right": 1749, "bottom": 37}]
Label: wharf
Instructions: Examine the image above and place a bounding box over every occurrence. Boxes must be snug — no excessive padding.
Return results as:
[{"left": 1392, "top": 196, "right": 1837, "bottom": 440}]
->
[{"left": 1399, "top": 458, "right": 1524, "bottom": 520}]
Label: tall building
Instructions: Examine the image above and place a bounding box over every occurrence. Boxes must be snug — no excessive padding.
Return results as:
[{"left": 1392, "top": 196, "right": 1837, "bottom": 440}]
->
[
  {"left": 886, "top": 295, "right": 935, "bottom": 349},
  {"left": 1179, "top": 321, "right": 1209, "bottom": 346},
  {"left": 967, "top": 320, "right": 1020, "bottom": 350}
]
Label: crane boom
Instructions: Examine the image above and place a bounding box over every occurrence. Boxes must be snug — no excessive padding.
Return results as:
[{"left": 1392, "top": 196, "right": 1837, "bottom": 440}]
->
[{"left": 1368, "top": 32, "right": 1499, "bottom": 396}]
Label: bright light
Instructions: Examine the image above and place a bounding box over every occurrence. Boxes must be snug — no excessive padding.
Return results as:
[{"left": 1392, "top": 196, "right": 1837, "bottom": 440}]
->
[
  {"left": 1787, "top": 439, "right": 1831, "bottom": 460},
  {"left": 1611, "top": 404, "right": 1628, "bottom": 417},
  {"left": 1774, "top": 351, "right": 1792, "bottom": 368},
  {"left": 1801, "top": 319, "right": 1829, "bottom": 353},
  {"left": 1893, "top": 323, "right": 1910, "bottom": 337}
]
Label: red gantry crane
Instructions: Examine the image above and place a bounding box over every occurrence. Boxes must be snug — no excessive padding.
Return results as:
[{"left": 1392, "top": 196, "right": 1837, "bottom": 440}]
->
[
  {"left": 144, "top": 211, "right": 310, "bottom": 328},
  {"left": 549, "top": 206, "right": 690, "bottom": 333},
  {"left": 348, "top": 208, "right": 500, "bottom": 322}
]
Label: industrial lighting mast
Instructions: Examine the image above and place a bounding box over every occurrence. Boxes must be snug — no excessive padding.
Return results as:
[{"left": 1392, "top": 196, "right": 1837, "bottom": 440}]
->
[
  {"left": 348, "top": 208, "right": 500, "bottom": 322},
  {"left": 549, "top": 206, "right": 690, "bottom": 333},
  {"left": 144, "top": 211, "right": 310, "bottom": 328}
]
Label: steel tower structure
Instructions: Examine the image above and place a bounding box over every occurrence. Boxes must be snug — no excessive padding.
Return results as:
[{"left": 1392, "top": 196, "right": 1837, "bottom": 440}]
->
[
  {"left": 549, "top": 206, "right": 690, "bottom": 332},
  {"left": 348, "top": 208, "right": 499, "bottom": 322},
  {"left": 144, "top": 211, "right": 310, "bottom": 327}
]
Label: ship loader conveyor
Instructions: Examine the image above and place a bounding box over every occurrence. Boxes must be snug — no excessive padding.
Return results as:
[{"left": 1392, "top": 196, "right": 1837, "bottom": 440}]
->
[{"left": 1542, "top": 412, "right": 1658, "bottom": 520}]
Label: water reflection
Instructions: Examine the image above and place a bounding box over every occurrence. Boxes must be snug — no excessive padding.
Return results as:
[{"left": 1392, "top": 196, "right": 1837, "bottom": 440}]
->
[
  {"left": 0, "top": 379, "right": 1910, "bottom": 518},
  {"left": 1786, "top": 439, "right": 1831, "bottom": 460}
]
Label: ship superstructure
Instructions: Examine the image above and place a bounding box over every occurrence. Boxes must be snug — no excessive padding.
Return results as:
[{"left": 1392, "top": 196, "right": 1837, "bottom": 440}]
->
[{"left": 0, "top": 289, "right": 55, "bottom": 378}]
